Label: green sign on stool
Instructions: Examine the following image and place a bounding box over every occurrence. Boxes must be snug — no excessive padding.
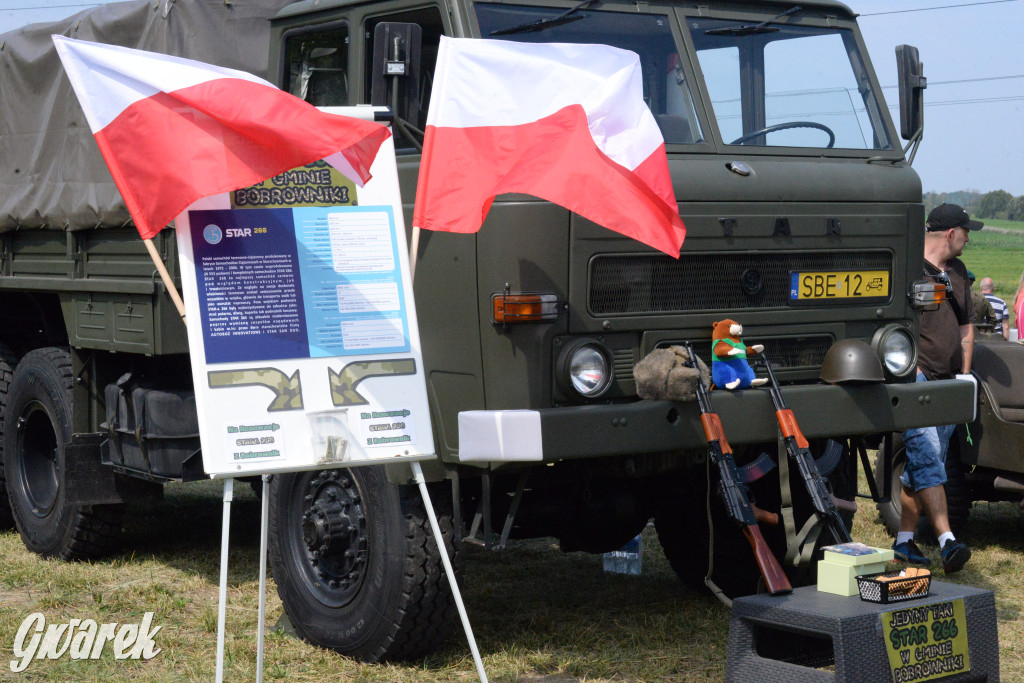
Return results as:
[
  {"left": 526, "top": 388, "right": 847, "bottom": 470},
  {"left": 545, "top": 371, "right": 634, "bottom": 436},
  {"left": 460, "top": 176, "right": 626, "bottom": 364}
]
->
[{"left": 883, "top": 598, "right": 970, "bottom": 682}]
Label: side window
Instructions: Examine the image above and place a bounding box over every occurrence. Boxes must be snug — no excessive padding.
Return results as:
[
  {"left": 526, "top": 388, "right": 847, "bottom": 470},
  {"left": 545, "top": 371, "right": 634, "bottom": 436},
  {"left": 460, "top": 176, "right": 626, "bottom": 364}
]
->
[
  {"left": 656, "top": 53, "right": 705, "bottom": 145},
  {"left": 364, "top": 7, "right": 446, "bottom": 150},
  {"left": 283, "top": 24, "right": 350, "bottom": 106},
  {"left": 692, "top": 46, "right": 741, "bottom": 144}
]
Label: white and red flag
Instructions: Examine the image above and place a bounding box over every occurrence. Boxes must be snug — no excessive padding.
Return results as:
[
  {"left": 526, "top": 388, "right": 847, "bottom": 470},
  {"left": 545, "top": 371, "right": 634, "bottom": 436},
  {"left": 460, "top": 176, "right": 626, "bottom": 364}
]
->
[
  {"left": 52, "top": 35, "right": 390, "bottom": 240},
  {"left": 412, "top": 37, "right": 684, "bottom": 257}
]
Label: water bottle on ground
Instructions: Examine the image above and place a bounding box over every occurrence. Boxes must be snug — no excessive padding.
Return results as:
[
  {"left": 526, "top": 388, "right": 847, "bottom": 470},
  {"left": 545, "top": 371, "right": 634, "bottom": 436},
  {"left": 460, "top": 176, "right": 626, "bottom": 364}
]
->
[{"left": 603, "top": 533, "right": 643, "bottom": 575}]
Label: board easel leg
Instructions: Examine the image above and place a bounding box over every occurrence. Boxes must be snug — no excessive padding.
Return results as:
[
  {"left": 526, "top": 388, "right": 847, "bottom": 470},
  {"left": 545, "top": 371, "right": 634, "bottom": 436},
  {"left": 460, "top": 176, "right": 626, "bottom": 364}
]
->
[
  {"left": 256, "top": 473, "right": 270, "bottom": 683},
  {"left": 216, "top": 477, "right": 234, "bottom": 683},
  {"left": 411, "top": 462, "right": 488, "bottom": 683}
]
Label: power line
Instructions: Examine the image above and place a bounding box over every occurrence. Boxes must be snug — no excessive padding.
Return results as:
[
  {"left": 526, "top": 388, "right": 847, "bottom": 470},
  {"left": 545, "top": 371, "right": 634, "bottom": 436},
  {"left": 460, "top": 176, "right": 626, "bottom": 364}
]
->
[
  {"left": 881, "top": 95, "right": 1024, "bottom": 110},
  {"left": 927, "top": 95, "right": 1024, "bottom": 106},
  {"left": 881, "top": 74, "right": 1024, "bottom": 89},
  {"left": 3, "top": 3, "right": 103, "bottom": 11},
  {"left": 860, "top": 0, "right": 1019, "bottom": 17}
]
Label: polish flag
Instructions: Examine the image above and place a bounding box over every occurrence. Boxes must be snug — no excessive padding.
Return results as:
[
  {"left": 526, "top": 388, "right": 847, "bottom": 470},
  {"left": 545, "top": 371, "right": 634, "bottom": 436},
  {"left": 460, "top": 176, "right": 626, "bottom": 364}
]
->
[
  {"left": 412, "top": 38, "right": 684, "bottom": 257},
  {"left": 52, "top": 35, "right": 390, "bottom": 240}
]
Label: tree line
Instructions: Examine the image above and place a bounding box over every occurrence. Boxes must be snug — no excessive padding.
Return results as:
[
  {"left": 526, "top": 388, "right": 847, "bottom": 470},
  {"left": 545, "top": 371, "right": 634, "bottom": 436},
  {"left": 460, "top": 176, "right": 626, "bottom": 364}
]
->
[{"left": 925, "top": 190, "right": 1024, "bottom": 221}]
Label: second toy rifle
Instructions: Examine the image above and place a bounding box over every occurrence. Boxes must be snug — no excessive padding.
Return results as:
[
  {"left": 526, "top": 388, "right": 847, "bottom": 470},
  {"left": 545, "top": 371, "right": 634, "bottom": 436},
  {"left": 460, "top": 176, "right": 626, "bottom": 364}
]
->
[
  {"left": 683, "top": 343, "right": 791, "bottom": 595},
  {"left": 758, "top": 355, "right": 852, "bottom": 545}
]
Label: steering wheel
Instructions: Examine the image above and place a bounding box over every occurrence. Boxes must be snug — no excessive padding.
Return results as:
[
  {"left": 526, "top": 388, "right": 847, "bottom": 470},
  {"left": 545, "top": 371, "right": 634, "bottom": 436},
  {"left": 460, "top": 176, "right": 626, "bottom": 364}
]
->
[{"left": 730, "top": 121, "right": 836, "bottom": 148}]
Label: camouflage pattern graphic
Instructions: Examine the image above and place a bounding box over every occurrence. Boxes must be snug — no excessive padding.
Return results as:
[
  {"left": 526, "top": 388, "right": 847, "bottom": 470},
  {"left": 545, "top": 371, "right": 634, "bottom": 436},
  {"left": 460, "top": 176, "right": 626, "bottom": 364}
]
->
[
  {"left": 329, "top": 359, "right": 416, "bottom": 406},
  {"left": 208, "top": 368, "right": 304, "bottom": 411}
]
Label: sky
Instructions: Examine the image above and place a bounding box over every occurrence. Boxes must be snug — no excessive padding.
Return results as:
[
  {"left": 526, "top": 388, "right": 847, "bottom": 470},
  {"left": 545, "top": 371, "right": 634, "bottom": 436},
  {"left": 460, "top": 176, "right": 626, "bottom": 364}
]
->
[{"left": 2, "top": 0, "right": 1022, "bottom": 196}]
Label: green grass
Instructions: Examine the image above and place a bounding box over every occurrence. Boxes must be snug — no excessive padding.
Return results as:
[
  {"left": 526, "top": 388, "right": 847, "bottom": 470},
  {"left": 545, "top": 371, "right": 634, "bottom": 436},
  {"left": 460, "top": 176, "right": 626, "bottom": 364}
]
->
[
  {"left": 960, "top": 218, "right": 1024, "bottom": 305},
  {"left": 2, "top": 475, "right": 1024, "bottom": 681}
]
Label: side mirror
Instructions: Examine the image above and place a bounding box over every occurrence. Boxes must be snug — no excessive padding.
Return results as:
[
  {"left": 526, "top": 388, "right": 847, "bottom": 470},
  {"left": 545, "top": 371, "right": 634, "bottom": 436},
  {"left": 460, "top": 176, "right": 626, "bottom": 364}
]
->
[
  {"left": 896, "top": 45, "right": 926, "bottom": 141},
  {"left": 370, "top": 23, "right": 423, "bottom": 130}
]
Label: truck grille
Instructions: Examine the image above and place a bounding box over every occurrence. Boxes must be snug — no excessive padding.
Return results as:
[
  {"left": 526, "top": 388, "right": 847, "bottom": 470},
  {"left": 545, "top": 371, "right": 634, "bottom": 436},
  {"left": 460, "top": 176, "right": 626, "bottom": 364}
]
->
[
  {"left": 682, "top": 336, "right": 835, "bottom": 373},
  {"left": 588, "top": 251, "right": 893, "bottom": 315}
]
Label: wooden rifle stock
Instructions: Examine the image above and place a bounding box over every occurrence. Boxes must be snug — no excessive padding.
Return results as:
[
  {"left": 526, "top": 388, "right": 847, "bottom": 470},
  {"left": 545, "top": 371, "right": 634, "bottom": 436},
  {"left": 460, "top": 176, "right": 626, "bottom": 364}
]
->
[
  {"left": 683, "top": 342, "right": 792, "bottom": 596},
  {"left": 742, "top": 524, "right": 791, "bottom": 596},
  {"left": 751, "top": 503, "right": 779, "bottom": 526}
]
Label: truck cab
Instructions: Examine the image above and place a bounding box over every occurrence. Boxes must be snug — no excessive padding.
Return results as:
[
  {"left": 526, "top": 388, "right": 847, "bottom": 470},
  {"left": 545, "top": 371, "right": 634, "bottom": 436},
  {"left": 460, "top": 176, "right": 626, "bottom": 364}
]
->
[{"left": 258, "top": 0, "right": 975, "bottom": 659}]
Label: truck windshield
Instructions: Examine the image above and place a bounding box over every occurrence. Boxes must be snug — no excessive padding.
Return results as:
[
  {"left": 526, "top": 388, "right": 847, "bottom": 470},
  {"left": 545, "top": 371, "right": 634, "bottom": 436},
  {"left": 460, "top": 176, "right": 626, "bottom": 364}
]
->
[
  {"left": 474, "top": 3, "right": 704, "bottom": 145},
  {"left": 686, "top": 17, "right": 893, "bottom": 151}
]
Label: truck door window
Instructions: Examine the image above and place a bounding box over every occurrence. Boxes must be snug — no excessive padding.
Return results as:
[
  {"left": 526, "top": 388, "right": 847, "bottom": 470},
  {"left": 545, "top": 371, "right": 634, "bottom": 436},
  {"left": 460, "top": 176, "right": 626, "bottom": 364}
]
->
[
  {"left": 474, "top": 3, "right": 704, "bottom": 145},
  {"left": 283, "top": 24, "right": 349, "bottom": 106},
  {"left": 688, "top": 17, "right": 892, "bottom": 151}
]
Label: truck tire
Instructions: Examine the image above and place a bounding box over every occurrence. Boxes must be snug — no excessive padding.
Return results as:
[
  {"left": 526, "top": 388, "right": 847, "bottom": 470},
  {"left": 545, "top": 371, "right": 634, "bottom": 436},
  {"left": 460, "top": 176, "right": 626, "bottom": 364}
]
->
[
  {"left": 268, "top": 466, "right": 459, "bottom": 662},
  {"left": 3, "top": 348, "right": 124, "bottom": 559},
  {"left": 875, "top": 435, "right": 914, "bottom": 536},
  {"left": 656, "top": 497, "right": 762, "bottom": 598},
  {"left": 657, "top": 440, "right": 852, "bottom": 598},
  {"left": 942, "top": 435, "right": 971, "bottom": 535},
  {"left": 0, "top": 342, "right": 18, "bottom": 529},
  {"left": 827, "top": 439, "right": 857, "bottom": 533},
  {"left": 655, "top": 465, "right": 764, "bottom": 598},
  {"left": 874, "top": 432, "right": 970, "bottom": 539}
]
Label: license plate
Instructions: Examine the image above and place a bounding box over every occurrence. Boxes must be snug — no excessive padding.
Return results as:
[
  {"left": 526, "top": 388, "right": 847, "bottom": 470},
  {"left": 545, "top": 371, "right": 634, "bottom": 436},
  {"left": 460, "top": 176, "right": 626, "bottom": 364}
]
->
[{"left": 790, "top": 270, "right": 889, "bottom": 301}]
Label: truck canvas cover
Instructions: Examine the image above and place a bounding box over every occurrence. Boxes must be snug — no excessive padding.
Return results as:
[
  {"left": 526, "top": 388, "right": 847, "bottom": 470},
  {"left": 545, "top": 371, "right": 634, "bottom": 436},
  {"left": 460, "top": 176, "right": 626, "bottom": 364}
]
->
[{"left": 0, "top": 0, "right": 296, "bottom": 232}]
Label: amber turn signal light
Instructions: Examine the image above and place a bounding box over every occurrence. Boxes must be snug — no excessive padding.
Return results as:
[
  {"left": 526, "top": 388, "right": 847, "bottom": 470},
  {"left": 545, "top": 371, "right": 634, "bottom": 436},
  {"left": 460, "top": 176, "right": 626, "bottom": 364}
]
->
[
  {"left": 910, "top": 280, "right": 947, "bottom": 309},
  {"left": 491, "top": 293, "right": 559, "bottom": 323}
]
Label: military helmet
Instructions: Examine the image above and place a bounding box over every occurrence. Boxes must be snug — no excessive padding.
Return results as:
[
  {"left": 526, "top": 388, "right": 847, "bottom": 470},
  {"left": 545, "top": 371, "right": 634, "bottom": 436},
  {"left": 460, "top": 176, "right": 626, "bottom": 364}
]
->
[{"left": 820, "top": 339, "right": 885, "bottom": 384}]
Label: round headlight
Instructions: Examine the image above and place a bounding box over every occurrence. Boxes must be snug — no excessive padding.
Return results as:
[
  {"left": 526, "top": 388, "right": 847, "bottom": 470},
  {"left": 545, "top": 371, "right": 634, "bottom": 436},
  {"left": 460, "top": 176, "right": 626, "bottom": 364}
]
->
[
  {"left": 877, "top": 327, "right": 916, "bottom": 376},
  {"left": 559, "top": 341, "right": 612, "bottom": 398}
]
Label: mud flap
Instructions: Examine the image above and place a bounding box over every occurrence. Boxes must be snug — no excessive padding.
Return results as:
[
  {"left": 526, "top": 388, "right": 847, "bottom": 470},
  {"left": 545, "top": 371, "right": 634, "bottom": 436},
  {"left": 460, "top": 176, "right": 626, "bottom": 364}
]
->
[{"left": 65, "top": 433, "right": 125, "bottom": 505}]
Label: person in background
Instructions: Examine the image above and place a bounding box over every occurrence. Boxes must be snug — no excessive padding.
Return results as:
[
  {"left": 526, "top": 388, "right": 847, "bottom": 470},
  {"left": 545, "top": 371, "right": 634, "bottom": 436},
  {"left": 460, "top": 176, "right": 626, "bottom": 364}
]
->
[
  {"left": 968, "top": 271, "right": 996, "bottom": 335},
  {"left": 979, "top": 277, "right": 1009, "bottom": 341},
  {"left": 1014, "top": 270, "right": 1024, "bottom": 342},
  {"left": 894, "top": 203, "right": 977, "bottom": 574}
]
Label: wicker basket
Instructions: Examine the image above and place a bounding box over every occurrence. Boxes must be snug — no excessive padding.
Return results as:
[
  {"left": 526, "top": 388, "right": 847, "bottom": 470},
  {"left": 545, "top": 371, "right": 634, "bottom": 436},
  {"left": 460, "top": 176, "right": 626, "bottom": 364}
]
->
[{"left": 857, "top": 570, "right": 931, "bottom": 604}]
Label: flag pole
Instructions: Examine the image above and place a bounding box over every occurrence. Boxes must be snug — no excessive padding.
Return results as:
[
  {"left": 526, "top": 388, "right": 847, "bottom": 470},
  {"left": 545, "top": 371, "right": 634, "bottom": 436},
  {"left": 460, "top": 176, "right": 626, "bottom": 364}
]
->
[
  {"left": 410, "top": 226, "right": 421, "bottom": 279},
  {"left": 144, "top": 236, "right": 188, "bottom": 324}
]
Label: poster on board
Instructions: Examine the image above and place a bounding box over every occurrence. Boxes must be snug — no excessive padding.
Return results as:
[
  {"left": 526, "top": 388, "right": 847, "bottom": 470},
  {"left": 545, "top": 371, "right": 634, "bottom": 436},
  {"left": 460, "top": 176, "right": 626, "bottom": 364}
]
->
[{"left": 174, "top": 118, "right": 434, "bottom": 477}]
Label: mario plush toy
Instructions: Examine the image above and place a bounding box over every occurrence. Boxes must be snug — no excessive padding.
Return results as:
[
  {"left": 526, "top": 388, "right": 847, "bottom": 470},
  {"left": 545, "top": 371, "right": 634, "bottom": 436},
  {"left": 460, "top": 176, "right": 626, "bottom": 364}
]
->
[{"left": 711, "top": 319, "right": 767, "bottom": 390}]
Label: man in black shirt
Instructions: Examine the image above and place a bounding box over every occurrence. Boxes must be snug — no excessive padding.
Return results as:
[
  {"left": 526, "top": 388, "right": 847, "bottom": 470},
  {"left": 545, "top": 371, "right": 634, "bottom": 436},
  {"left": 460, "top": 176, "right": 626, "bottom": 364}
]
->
[{"left": 894, "top": 204, "right": 979, "bottom": 574}]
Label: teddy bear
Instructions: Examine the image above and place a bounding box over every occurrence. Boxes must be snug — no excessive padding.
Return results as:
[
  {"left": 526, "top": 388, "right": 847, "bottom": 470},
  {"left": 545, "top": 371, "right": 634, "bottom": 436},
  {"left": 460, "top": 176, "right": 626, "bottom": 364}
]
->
[{"left": 711, "top": 319, "right": 767, "bottom": 390}]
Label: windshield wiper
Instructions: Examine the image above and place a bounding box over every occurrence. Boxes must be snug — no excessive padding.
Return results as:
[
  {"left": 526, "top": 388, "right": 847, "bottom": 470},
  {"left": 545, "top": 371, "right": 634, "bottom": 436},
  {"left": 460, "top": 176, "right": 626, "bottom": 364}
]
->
[
  {"left": 704, "top": 5, "right": 801, "bottom": 36},
  {"left": 490, "top": 0, "right": 599, "bottom": 36}
]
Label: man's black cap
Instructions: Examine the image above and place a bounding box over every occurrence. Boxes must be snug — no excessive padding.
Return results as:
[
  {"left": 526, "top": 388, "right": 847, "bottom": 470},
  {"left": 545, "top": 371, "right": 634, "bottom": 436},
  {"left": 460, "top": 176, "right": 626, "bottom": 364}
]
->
[{"left": 926, "top": 203, "right": 984, "bottom": 231}]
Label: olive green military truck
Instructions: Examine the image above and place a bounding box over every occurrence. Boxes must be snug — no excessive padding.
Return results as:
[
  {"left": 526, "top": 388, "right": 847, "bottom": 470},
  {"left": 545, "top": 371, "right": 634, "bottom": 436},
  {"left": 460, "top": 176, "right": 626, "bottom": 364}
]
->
[{"left": 0, "top": 0, "right": 976, "bottom": 663}]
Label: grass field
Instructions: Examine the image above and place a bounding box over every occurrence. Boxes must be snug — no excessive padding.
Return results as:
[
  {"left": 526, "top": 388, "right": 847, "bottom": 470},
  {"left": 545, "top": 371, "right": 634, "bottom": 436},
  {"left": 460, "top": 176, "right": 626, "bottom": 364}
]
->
[
  {"left": 2, "top": 475, "right": 1023, "bottom": 682},
  {"left": 959, "top": 217, "right": 1024, "bottom": 308}
]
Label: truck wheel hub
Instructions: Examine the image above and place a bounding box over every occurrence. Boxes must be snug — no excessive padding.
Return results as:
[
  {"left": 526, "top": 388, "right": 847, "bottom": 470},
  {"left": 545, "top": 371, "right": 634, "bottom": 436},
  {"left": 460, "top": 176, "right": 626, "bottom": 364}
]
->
[{"left": 299, "top": 474, "right": 368, "bottom": 597}]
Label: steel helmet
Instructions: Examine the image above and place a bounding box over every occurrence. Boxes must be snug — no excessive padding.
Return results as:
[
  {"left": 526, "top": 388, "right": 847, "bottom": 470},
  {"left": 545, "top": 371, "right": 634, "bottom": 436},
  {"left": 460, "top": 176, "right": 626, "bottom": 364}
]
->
[{"left": 820, "top": 339, "right": 885, "bottom": 384}]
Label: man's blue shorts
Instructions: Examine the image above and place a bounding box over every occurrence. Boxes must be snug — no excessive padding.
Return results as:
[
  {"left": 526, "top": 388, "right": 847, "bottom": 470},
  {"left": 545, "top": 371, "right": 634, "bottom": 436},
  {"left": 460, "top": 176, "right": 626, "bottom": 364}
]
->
[{"left": 900, "top": 372, "right": 955, "bottom": 492}]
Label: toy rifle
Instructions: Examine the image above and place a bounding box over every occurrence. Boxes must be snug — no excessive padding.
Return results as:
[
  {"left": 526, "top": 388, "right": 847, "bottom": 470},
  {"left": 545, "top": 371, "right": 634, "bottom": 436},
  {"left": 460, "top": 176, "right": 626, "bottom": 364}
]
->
[
  {"left": 683, "top": 342, "right": 792, "bottom": 595},
  {"left": 758, "top": 355, "right": 852, "bottom": 545}
]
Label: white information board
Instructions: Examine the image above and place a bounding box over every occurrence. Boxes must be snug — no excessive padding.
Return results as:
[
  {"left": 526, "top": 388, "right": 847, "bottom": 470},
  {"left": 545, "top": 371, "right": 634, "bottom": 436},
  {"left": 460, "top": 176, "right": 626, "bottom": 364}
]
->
[{"left": 175, "top": 132, "right": 435, "bottom": 477}]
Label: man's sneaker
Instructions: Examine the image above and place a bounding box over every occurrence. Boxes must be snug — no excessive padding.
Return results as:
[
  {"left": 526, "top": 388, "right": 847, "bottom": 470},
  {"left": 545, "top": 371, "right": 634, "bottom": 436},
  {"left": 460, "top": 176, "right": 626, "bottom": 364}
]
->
[
  {"left": 893, "top": 539, "right": 931, "bottom": 566},
  {"left": 941, "top": 540, "right": 971, "bottom": 574}
]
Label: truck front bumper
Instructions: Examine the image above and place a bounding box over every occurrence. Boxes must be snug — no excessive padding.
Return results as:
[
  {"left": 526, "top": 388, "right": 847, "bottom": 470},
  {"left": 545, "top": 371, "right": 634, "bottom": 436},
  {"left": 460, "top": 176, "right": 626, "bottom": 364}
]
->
[{"left": 456, "top": 379, "right": 976, "bottom": 463}]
